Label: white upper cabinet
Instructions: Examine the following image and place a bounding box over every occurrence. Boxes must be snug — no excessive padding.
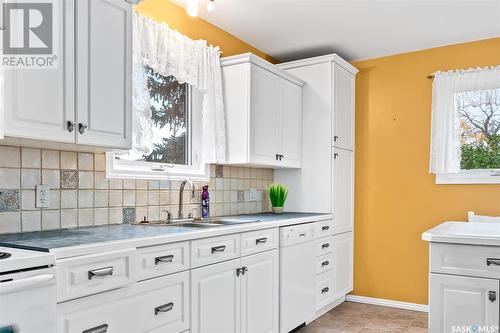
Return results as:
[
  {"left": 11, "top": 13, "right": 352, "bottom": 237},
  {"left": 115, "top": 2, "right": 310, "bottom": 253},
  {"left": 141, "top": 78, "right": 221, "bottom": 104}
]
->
[
  {"left": 222, "top": 53, "right": 303, "bottom": 168},
  {"left": 3, "top": 0, "right": 132, "bottom": 149},
  {"left": 3, "top": 0, "right": 75, "bottom": 143},
  {"left": 76, "top": 0, "right": 132, "bottom": 149},
  {"left": 333, "top": 65, "right": 355, "bottom": 151}
]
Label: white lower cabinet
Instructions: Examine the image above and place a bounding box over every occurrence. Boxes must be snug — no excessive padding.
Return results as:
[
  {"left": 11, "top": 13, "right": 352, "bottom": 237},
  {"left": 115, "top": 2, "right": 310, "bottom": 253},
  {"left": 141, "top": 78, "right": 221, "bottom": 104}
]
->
[
  {"left": 191, "top": 250, "right": 279, "bottom": 333},
  {"left": 332, "top": 232, "right": 354, "bottom": 299},
  {"left": 429, "top": 273, "right": 499, "bottom": 333},
  {"left": 57, "top": 271, "right": 189, "bottom": 333}
]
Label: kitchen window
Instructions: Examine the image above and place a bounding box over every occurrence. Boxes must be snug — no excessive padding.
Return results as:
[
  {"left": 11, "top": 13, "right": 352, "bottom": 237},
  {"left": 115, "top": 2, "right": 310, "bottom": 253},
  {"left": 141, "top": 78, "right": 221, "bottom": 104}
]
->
[
  {"left": 430, "top": 67, "right": 500, "bottom": 184},
  {"left": 107, "top": 67, "right": 209, "bottom": 181}
]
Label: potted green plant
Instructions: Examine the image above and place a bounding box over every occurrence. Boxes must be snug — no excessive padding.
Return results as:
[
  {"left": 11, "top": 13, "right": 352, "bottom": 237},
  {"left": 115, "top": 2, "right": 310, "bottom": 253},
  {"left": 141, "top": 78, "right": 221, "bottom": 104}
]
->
[{"left": 267, "top": 183, "right": 288, "bottom": 214}]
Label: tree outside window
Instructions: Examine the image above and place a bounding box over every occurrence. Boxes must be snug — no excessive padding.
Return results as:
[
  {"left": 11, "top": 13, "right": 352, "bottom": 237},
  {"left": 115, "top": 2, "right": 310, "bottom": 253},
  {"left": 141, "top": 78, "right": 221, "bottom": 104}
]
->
[{"left": 458, "top": 88, "right": 500, "bottom": 170}]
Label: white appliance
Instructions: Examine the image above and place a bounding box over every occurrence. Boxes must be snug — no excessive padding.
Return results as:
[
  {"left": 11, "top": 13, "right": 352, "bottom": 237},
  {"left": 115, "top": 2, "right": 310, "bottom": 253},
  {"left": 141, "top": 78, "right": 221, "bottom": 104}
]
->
[
  {"left": 279, "top": 223, "right": 316, "bottom": 333},
  {"left": 0, "top": 247, "right": 56, "bottom": 333}
]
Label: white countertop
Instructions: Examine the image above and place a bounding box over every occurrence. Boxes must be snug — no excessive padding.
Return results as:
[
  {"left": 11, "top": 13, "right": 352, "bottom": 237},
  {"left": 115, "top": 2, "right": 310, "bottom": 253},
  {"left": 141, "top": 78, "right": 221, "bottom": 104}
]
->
[{"left": 422, "top": 221, "right": 500, "bottom": 246}]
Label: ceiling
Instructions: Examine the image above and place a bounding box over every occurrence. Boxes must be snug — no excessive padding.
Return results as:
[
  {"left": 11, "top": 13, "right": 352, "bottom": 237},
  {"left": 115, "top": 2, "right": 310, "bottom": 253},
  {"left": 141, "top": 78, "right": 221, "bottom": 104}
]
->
[{"left": 173, "top": 0, "right": 500, "bottom": 62}]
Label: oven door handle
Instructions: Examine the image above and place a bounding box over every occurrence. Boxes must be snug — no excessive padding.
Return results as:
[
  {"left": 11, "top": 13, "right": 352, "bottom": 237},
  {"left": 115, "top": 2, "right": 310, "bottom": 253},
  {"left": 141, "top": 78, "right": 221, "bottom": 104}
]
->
[{"left": 0, "top": 274, "right": 55, "bottom": 295}]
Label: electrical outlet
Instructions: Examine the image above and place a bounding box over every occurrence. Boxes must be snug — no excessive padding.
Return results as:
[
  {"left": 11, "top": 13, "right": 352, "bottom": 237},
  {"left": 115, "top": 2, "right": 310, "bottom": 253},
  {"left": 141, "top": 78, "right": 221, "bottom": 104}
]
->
[
  {"left": 249, "top": 188, "right": 258, "bottom": 202},
  {"left": 36, "top": 185, "right": 50, "bottom": 208}
]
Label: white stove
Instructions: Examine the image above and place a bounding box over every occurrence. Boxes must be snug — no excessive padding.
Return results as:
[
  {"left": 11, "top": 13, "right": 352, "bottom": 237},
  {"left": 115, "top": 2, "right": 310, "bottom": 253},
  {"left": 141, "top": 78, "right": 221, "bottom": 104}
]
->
[{"left": 0, "top": 247, "right": 56, "bottom": 333}]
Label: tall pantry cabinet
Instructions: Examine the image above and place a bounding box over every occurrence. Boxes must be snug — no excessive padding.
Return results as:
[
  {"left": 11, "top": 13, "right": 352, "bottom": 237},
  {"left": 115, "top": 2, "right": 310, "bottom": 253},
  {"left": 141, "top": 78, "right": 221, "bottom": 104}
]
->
[{"left": 274, "top": 54, "right": 358, "bottom": 312}]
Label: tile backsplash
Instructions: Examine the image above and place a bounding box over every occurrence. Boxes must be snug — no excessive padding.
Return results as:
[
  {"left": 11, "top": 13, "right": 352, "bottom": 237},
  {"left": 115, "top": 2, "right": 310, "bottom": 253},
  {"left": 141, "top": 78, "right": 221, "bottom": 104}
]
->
[{"left": 0, "top": 146, "right": 273, "bottom": 234}]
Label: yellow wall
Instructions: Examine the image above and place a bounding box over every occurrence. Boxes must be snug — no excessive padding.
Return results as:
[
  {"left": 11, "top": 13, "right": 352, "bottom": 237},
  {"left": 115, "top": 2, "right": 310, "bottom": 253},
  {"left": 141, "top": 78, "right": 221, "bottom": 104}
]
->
[
  {"left": 135, "top": 0, "right": 276, "bottom": 63},
  {"left": 352, "top": 37, "right": 500, "bottom": 305}
]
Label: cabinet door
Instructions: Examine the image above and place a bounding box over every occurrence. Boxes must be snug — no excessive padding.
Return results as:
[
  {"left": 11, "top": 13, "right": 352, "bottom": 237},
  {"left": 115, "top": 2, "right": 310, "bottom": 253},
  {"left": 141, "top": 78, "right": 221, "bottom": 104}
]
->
[
  {"left": 76, "top": 0, "right": 132, "bottom": 149},
  {"left": 241, "top": 250, "right": 279, "bottom": 333},
  {"left": 332, "top": 65, "right": 355, "bottom": 151},
  {"left": 333, "top": 148, "right": 354, "bottom": 234},
  {"left": 429, "top": 273, "right": 499, "bottom": 333},
  {"left": 332, "top": 231, "right": 353, "bottom": 299},
  {"left": 250, "top": 65, "right": 281, "bottom": 165},
  {"left": 191, "top": 258, "right": 241, "bottom": 333},
  {"left": 278, "top": 79, "right": 302, "bottom": 168},
  {"left": 3, "top": 0, "right": 74, "bottom": 143}
]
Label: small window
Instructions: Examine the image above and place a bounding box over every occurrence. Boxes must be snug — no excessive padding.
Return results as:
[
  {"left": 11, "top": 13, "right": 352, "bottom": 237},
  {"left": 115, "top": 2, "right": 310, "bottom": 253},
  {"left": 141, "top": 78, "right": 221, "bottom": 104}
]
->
[
  {"left": 107, "top": 67, "right": 209, "bottom": 181},
  {"left": 436, "top": 86, "right": 500, "bottom": 184},
  {"left": 458, "top": 88, "right": 500, "bottom": 170}
]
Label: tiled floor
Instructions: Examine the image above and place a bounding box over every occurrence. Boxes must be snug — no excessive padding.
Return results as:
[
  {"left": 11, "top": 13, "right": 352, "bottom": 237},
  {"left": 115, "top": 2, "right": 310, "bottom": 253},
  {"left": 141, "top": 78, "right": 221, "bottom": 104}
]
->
[{"left": 298, "top": 301, "right": 428, "bottom": 333}]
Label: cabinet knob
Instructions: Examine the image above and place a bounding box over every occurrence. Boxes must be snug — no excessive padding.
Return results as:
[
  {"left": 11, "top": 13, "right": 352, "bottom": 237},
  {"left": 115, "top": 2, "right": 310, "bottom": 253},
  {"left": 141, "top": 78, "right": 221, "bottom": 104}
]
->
[
  {"left": 489, "top": 291, "right": 496, "bottom": 302},
  {"left": 334, "top": 135, "right": 339, "bottom": 142},
  {"left": 334, "top": 153, "right": 339, "bottom": 159},
  {"left": 66, "top": 121, "right": 76, "bottom": 133},
  {"left": 78, "top": 123, "right": 88, "bottom": 134}
]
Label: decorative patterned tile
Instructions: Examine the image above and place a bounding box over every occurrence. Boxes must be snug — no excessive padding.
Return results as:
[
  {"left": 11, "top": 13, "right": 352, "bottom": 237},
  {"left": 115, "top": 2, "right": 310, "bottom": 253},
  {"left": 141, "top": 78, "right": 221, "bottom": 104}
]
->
[
  {"left": 0, "top": 190, "right": 20, "bottom": 212},
  {"left": 122, "top": 207, "right": 135, "bottom": 224},
  {"left": 215, "top": 165, "right": 223, "bottom": 178},
  {"left": 61, "top": 171, "right": 78, "bottom": 189}
]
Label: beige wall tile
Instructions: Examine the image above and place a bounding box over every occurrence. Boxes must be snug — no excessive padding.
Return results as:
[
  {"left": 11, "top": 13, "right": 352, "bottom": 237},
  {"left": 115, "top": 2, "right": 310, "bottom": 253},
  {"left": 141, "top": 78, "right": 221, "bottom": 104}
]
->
[
  {"left": 61, "top": 209, "right": 77, "bottom": 228},
  {"left": 21, "top": 169, "right": 40, "bottom": 189},
  {"left": 0, "top": 146, "right": 20, "bottom": 168},
  {"left": 21, "top": 190, "right": 36, "bottom": 210},
  {"left": 78, "top": 209, "right": 94, "bottom": 227},
  {"left": 123, "top": 179, "right": 135, "bottom": 190},
  {"left": 109, "top": 207, "right": 122, "bottom": 224},
  {"left": 41, "top": 150, "right": 59, "bottom": 169},
  {"left": 109, "top": 179, "right": 122, "bottom": 190},
  {"left": 78, "top": 153, "right": 94, "bottom": 171},
  {"left": 94, "top": 190, "right": 108, "bottom": 208},
  {"left": 0, "top": 168, "right": 20, "bottom": 189},
  {"left": 148, "top": 206, "right": 160, "bottom": 221},
  {"left": 42, "top": 210, "right": 60, "bottom": 230},
  {"left": 135, "top": 207, "right": 147, "bottom": 222},
  {"left": 60, "top": 152, "right": 77, "bottom": 170},
  {"left": 78, "top": 171, "right": 93, "bottom": 189},
  {"left": 136, "top": 180, "right": 148, "bottom": 189},
  {"left": 136, "top": 191, "right": 148, "bottom": 206},
  {"left": 0, "top": 212, "right": 21, "bottom": 233},
  {"left": 22, "top": 211, "right": 41, "bottom": 231},
  {"left": 94, "top": 208, "right": 109, "bottom": 225},
  {"left": 21, "top": 148, "right": 40, "bottom": 168},
  {"left": 123, "top": 190, "right": 135, "bottom": 206},
  {"left": 94, "top": 172, "right": 108, "bottom": 190},
  {"left": 94, "top": 154, "right": 106, "bottom": 171},
  {"left": 61, "top": 190, "right": 77, "bottom": 209},
  {"left": 148, "top": 191, "right": 159, "bottom": 206},
  {"left": 49, "top": 190, "right": 60, "bottom": 210},
  {"left": 108, "top": 190, "right": 122, "bottom": 207},
  {"left": 42, "top": 170, "right": 60, "bottom": 189},
  {"left": 78, "top": 190, "right": 93, "bottom": 208}
]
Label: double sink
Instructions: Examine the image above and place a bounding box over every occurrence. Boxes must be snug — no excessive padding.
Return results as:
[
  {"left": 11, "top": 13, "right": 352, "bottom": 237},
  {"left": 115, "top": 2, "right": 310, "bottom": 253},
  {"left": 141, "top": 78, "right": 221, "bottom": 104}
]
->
[{"left": 136, "top": 217, "right": 262, "bottom": 229}]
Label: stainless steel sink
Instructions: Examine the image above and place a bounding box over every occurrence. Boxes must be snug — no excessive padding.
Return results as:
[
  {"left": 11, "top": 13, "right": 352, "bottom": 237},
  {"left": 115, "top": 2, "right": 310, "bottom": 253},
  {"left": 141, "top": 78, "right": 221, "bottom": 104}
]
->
[
  {"left": 205, "top": 218, "right": 261, "bottom": 225},
  {"left": 134, "top": 217, "right": 261, "bottom": 228}
]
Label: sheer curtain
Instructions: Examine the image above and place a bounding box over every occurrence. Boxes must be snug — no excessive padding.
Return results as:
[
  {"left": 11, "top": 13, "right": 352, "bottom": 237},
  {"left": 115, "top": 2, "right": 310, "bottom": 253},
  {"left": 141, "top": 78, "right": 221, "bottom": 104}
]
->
[
  {"left": 132, "top": 12, "right": 226, "bottom": 163},
  {"left": 429, "top": 66, "right": 500, "bottom": 174}
]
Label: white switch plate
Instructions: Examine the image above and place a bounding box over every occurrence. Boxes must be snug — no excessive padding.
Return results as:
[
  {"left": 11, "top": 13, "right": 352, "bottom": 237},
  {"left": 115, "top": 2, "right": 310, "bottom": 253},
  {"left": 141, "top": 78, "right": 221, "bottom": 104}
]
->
[{"left": 36, "top": 184, "right": 50, "bottom": 208}]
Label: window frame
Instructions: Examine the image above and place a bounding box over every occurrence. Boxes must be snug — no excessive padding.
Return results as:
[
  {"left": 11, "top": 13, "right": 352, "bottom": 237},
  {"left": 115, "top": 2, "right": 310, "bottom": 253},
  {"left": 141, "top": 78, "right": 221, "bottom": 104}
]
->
[{"left": 106, "top": 84, "right": 210, "bottom": 181}]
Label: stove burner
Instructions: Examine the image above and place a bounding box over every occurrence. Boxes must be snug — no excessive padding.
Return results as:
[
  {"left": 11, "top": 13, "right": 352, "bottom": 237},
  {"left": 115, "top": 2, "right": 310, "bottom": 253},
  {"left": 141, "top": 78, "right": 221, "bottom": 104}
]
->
[{"left": 0, "top": 252, "right": 12, "bottom": 260}]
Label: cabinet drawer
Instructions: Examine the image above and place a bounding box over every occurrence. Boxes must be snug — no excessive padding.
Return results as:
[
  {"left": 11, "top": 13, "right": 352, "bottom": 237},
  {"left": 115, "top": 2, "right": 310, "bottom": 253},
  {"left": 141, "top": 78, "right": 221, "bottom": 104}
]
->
[
  {"left": 316, "top": 271, "right": 333, "bottom": 310},
  {"left": 314, "top": 220, "right": 333, "bottom": 239},
  {"left": 133, "top": 271, "right": 190, "bottom": 333},
  {"left": 137, "top": 242, "right": 190, "bottom": 281},
  {"left": 430, "top": 243, "right": 500, "bottom": 279},
  {"left": 280, "top": 222, "right": 315, "bottom": 246},
  {"left": 190, "top": 234, "right": 240, "bottom": 268},
  {"left": 316, "top": 236, "right": 334, "bottom": 257},
  {"left": 316, "top": 253, "right": 333, "bottom": 275},
  {"left": 241, "top": 228, "right": 278, "bottom": 256},
  {"left": 57, "top": 248, "right": 137, "bottom": 302},
  {"left": 57, "top": 272, "right": 189, "bottom": 333}
]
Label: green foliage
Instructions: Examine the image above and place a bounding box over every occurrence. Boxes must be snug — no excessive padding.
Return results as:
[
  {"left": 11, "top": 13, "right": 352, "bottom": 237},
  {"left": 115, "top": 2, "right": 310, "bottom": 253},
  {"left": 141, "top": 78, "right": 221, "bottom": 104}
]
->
[
  {"left": 461, "top": 134, "right": 500, "bottom": 169},
  {"left": 267, "top": 184, "right": 288, "bottom": 208},
  {"left": 142, "top": 66, "right": 188, "bottom": 164}
]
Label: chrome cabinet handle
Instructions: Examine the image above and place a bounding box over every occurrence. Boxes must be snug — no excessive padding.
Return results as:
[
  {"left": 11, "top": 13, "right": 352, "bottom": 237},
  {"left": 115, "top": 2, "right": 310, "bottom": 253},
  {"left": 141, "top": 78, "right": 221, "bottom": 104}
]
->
[
  {"left": 322, "top": 226, "right": 330, "bottom": 231},
  {"left": 322, "top": 243, "right": 330, "bottom": 249},
  {"left": 241, "top": 266, "right": 248, "bottom": 275},
  {"left": 299, "top": 233, "right": 306, "bottom": 237},
  {"left": 88, "top": 266, "right": 113, "bottom": 280},
  {"left": 334, "top": 153, "right": 339, "bottom": 159},
  {"left": 322, "top": 261, "right": 330, "bottom": 267},
  {"left": 334, "top": 135, "right": 339, "bottom": 142},
  {"left": 78, "top": 123, "right": 88, "bottom": 134},
  {"left": 236, "top": 267, "right": 242, "bottom": 277},
  {"left": 211, "top": 245, "right": 226, "bottom": 253},
  {"left": 255, "top": 237, "right": 268, "bottom": 245},
  {"left": 155, "top": 254, "right": 174, "bottom": 265},
  {"left": 487, "top": 258, "right": 500, "bottom": 266},
  {"left": 489, "top": 291, "right": 497, "bottom": 302},
  {"left": 67, "top": 121, "right": 76, "bottom": 132},
  {"left": 154, "top": 302, "right": 174, "bottom": 315},
  {"left": 82, "top": 324, "right": 108, "bottom": 333},
  {"left": 322, "top": 287, "right": 330, "bottom": 294}
]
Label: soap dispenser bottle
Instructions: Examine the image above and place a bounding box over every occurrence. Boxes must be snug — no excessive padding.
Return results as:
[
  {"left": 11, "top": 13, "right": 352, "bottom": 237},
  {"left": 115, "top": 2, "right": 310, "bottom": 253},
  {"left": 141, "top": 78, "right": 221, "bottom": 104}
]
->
[{"left": 201, "top": 185, "right": 210, "bottom": 218}]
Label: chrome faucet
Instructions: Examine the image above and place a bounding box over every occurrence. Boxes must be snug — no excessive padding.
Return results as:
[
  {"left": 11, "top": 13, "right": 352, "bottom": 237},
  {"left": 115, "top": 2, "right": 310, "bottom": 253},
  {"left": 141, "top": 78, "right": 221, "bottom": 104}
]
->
[{"left": 178, "top": 178, "right": 196, "bottom": 220}]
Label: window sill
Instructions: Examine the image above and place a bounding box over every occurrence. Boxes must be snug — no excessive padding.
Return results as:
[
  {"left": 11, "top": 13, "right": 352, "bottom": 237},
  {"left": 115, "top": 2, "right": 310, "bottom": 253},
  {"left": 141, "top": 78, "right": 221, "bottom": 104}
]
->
[
  {"left": 105, "top": 152, "right": 210, "bottom": 182},
  {"left": 436, "top": 169, "right": 500, "bottom": 184}
]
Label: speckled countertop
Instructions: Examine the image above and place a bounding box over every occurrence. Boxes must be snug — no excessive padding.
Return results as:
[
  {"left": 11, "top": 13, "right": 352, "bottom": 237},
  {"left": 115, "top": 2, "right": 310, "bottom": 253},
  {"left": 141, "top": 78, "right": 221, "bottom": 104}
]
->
[{"left": 0, "top": 212, "right": 331, "bottom": 259}]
